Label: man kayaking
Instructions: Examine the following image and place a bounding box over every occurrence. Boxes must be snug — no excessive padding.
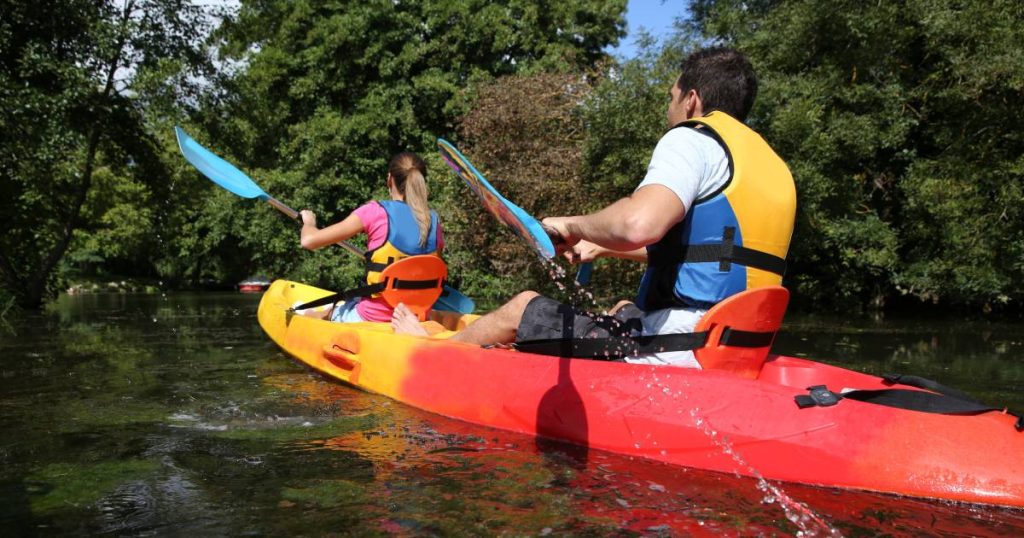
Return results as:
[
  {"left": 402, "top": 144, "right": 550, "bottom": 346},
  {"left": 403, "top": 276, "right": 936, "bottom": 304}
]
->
[{"left": 393, "top": 46, "right": 796, "bottom": 367}]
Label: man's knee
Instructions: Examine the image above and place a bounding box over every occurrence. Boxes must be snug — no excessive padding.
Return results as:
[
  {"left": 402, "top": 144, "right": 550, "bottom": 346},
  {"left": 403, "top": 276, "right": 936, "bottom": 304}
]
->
[
  {"left": 609, "top": 299, "right": 634, "bottom": 315},
  {"left": 496, "top": 291, "right": 540, "bottom": 328},
  {"left": 508, "top": 290, "right": 540, "bottom": 310}
]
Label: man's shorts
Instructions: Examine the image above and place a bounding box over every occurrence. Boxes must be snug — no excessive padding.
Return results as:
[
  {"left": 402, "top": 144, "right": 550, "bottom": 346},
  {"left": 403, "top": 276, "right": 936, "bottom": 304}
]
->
[{"left": 515, "top": 295, "right": 643, "bottom": 359}]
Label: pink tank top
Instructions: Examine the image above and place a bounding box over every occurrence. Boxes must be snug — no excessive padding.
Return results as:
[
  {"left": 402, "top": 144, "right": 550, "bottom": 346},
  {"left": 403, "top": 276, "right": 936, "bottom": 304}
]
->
[{"left": 351, "top": 202, "right": 444, "bottom": 322}]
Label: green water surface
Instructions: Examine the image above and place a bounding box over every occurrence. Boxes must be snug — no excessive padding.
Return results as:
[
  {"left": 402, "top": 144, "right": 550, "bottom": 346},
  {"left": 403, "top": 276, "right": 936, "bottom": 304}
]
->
[{"left": 0, "top": 292, "right": 1022, "bottom": 536}]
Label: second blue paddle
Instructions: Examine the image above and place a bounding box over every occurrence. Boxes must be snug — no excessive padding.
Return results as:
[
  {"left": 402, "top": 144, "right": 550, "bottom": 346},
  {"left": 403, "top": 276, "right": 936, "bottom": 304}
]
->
[{"left": 437, "top": 139, "right": 593, "bottom": 282}]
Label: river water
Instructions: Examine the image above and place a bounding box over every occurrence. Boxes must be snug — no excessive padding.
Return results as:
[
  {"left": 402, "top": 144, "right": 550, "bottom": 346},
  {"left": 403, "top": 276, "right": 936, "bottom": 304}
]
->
[{"left": 1, "top": 291, "right": 1022, "bottom": 536}]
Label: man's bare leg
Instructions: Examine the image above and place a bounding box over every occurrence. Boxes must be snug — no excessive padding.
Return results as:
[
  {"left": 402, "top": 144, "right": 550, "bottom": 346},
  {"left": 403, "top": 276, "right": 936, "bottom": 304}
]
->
[{"left": 392, "top": 291, "right": 539, "bottom": 346}]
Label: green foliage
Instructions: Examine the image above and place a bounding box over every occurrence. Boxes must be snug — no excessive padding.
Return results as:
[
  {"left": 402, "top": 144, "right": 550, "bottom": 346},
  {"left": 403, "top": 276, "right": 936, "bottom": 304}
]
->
[
  {"left": 8, "top": 0, "right": 1021, "bottom": 316},
  {"left": 443, "top": 72, "right": 595, "bottom": 302},
  {"left": 689, "top": 0, "right": 1024, "bottom": 312},
  {"left": 173, "top": 0, "right": 626, "bottom": 294},
  {"left": 0, "top": 0, "right": 213, "bottom": 307}
]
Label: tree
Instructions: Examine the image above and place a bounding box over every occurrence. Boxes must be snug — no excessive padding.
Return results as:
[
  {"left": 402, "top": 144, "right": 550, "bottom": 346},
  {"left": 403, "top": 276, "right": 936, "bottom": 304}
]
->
[
  {"left": 690, "top": 0, "right": 1024, "bottom": 312},
  {"left": 444, "top": 72, "right": 594, "bottom": 302},
  {"left": 0, "top": 0, "right": 212, "bottom": 307}
]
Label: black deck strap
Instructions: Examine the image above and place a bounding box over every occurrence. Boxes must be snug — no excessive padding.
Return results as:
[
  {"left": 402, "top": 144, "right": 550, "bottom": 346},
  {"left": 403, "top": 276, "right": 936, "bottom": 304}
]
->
[
  {"left": 880, "top": 373, "right": 983, "bottom": 405},
  {"left": 514, "top": 331, "right": 709, "bottom": 359},
  {"left": 719, "top": 327, "right": 776, "bottom": 348},
  {"left": 840, "top": 388, "right": 1002, "bottom": 415},
  {"left": 794, "top": 385, "right": 842, "bottom": 408},
  {"left": 290, "top": 276, "right": 441, "bottom": 313},
  {"left": 795, "top": 383, "right": 1023, "bottom": 431}
]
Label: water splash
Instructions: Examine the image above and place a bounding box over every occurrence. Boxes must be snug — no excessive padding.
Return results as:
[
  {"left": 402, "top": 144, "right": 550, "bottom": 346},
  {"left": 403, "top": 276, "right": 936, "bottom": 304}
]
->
[
  {"left": 538, "top": 253, "right": 840, "bottom": 535},
  {"left": 684, "top": 406, "right": 842, "bottom": 537}
]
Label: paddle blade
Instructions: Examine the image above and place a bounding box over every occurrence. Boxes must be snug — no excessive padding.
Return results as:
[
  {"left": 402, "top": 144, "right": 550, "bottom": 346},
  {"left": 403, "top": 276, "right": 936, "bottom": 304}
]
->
[
  {"left": 437, "top": 139, "right": 555, "bottom": 259},
  {"left": 434, "top": 284, "right": 475, "bottom": 314},
  {"left": 175, "top": 127, "right": 268, "bottom": 200}
]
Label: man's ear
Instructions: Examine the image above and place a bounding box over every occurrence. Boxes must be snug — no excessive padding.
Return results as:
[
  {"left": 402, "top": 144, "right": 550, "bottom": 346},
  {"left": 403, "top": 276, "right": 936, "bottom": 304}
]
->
[{"left": 686, "top": 89, "right": 703, "bottom": 118}]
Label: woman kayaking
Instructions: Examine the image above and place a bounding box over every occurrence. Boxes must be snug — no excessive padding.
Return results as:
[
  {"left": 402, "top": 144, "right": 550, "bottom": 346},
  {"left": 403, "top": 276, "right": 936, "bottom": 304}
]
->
[{"left": 297, "top": 151, "right": 444, "bottom": 322}]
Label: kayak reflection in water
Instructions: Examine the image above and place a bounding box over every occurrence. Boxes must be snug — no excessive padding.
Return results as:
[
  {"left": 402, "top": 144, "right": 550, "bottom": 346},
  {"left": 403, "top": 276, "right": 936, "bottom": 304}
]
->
[
  {"left": 394, "top": 46, "right": 797, "bottom": 369},
  {"left": 296, "top": 152, "right": 446, "bottom": 323}
]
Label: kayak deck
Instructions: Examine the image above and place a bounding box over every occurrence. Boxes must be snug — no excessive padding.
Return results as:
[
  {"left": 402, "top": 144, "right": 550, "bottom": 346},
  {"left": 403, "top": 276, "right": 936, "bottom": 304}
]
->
[{"left": 258, "top": 280, "right": 1024, "bottom": 509}]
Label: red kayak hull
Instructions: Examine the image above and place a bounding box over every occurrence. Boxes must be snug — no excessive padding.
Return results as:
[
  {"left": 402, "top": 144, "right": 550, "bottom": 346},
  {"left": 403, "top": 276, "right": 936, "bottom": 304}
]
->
[{"left": 259, "top": 280, "right": 1024, "bottom": 508}]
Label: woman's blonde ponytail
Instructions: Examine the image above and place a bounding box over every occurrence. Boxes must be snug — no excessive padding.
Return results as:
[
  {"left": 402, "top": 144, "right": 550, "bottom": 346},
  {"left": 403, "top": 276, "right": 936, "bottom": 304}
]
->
[{"left": 388, "top": 152, "right": 431, "bottom": 247}]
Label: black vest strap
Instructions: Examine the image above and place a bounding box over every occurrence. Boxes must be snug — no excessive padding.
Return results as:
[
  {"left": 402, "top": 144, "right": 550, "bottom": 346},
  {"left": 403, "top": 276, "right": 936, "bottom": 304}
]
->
[
  {"left": 649, "top": 227, "right": 787, "bottom": 276},
  {"left": 365, "top": 255, "right": 396, "bottom": 274}
]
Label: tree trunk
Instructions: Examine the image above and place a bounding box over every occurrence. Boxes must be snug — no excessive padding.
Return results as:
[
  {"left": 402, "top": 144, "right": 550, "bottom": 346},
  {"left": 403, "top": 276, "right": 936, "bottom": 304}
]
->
[{"left": 15, "top": 1, "right": 134, "bottom": 308}]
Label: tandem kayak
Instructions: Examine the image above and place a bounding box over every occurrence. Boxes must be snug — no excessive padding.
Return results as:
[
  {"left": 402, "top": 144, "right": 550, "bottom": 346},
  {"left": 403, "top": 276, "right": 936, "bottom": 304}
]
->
[{"left": 258, "top": 280, "right": 1024, "bottom": 509}]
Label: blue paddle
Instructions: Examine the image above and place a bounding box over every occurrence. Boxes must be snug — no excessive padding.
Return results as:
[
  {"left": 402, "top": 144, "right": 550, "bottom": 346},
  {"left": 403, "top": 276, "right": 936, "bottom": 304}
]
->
[
  {"left": 175, "top": 127, "right": 475, "bottom": 315},
  {"left": 436, "top": 139, "right": 593, "bottom": 282}
]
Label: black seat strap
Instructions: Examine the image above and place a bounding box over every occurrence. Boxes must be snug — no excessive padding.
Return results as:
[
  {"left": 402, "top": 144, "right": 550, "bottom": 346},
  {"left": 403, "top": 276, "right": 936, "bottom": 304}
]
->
[
  {"left": 290, "top": 276, "right": 444, "bottom": 313},
  {"left": 290, "top": 283, "right": 387, "bottom": 312},
  {"left": 391, "top": 278, "right": 443, "bottom": 290},
  {"left": 514, "top": 331, "right": 710, "bottom": 359},
  {"left": 514, "top": 325, "right": 778, "bottom": 359},
  {"left": 720, "top": 327, "right": 776, "bottom": 347}
]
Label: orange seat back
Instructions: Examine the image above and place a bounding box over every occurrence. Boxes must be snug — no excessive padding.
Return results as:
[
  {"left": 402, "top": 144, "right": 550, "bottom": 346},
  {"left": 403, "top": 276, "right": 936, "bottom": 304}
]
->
[
  {"left": 377, "top": 255, "right": 448, "bottom": 321},
  {"left": 693, "top": 286, "right": 789, "bottom": 379}
]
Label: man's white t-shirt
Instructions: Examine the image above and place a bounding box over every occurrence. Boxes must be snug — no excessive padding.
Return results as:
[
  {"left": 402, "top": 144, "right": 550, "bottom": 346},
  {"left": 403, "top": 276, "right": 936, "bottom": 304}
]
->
[{"left": 624, "top": 126, "right": 731, "bottom": 368}]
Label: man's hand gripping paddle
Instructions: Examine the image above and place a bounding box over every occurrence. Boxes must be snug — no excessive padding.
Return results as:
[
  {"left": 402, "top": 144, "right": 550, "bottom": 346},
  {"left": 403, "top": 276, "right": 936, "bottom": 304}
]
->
[
  {"left": 436, "top": 139, "right": 593, "bottom": 282},
  {"left": 174, "top": 127, "right": 475, "bottom": 314}
]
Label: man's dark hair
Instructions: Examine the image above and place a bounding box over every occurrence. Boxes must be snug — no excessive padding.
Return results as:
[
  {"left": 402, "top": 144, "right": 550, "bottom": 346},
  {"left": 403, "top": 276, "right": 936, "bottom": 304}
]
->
[{"left": 677, "top": 47, "right": 757, "bottom": 121}]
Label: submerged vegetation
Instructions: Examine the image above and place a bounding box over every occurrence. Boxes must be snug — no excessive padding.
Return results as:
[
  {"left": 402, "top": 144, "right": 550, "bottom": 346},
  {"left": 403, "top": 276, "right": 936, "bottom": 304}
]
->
[{"left": 2, "top": 0, "right": 1022, "bottom": 316}]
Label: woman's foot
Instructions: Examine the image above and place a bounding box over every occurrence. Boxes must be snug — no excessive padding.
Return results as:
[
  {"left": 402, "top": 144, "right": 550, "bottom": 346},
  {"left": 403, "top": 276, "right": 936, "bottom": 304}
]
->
[{"left": 391, "top": 303, "right": 429, "bottom": 336}]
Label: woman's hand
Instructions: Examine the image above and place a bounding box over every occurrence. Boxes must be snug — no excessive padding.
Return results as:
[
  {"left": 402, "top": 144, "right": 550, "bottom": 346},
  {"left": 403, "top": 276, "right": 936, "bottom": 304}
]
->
[{"left": 300, "top": 210, "right": 317, "bottom": 227}]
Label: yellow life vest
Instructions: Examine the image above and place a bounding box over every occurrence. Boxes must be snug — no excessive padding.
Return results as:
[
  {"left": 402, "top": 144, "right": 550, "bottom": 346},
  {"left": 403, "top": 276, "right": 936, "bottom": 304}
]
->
[
  {"left": 363, "top": 200, "right": 441, "bottom": 297},
  {"left": 636, "top": 111, "right": 797, "bottom": 310}
]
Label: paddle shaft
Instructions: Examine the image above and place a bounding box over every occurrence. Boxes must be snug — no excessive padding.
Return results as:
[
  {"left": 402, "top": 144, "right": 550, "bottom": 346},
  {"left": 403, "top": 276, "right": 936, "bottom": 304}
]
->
[{"left": 265, "top": 197, "right": 364, "bottom": 257}]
